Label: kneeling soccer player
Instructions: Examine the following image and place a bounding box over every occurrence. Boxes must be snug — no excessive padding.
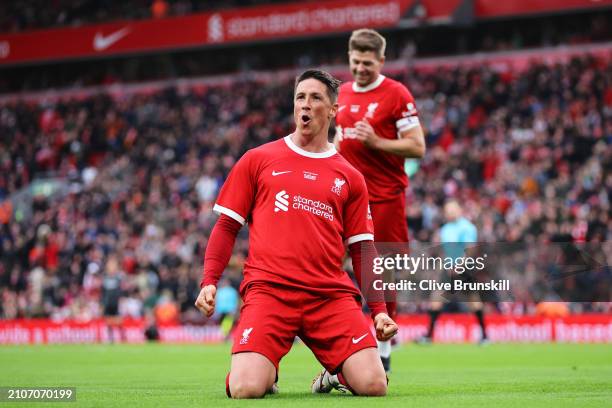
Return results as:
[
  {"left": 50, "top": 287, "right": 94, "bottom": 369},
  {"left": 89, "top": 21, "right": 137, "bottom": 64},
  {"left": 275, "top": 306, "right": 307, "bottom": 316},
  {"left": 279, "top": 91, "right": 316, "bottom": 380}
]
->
[{"left": 195, "top": 69, "right": 398, "bottom": 398}]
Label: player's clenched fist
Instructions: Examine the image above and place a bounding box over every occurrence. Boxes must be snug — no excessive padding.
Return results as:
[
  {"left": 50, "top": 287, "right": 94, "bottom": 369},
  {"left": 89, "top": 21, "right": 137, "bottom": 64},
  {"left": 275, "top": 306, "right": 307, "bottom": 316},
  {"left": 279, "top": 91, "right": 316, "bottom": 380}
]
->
[
  {"left": 353, "top": 119, "right": 379, "bottom": 148},
  {"left": 373, "top": 313, "right": 398, "bottom": 341},
  {"left": 195, "top": 285, "right": 217, "bottom": 317}
]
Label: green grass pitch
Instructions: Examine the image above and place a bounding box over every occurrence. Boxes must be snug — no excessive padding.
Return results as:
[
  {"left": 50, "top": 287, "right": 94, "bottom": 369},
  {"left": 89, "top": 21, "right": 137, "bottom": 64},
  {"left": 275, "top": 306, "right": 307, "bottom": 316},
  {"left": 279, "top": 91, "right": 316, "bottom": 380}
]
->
[{"left": 0, "top": 342, "right": 610, "bottom": 407}]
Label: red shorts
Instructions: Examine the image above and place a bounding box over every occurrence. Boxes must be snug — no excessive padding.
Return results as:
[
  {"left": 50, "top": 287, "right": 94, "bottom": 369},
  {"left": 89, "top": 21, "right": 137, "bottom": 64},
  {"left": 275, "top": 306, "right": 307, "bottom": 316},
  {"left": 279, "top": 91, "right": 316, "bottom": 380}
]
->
[
  {"left": 231, "top": 284, "right": 377, "bottom": 373},
  {"left": 370, "top": 194, "right": 409, "bottom": 243}
]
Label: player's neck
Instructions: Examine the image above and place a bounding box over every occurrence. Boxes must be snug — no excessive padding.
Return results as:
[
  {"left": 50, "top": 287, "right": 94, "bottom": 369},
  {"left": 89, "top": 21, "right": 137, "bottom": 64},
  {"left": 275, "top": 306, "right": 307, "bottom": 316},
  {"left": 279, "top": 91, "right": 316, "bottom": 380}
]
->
[{"left": 290, "top": 132, "right": 332, "bottom": 153}]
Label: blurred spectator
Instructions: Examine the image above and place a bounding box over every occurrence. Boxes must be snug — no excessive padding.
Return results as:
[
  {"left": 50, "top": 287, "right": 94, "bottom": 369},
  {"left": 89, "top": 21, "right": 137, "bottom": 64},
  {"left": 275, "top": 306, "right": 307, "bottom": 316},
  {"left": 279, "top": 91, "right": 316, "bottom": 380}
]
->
[
  {"left": 536, "top": 302, "right": 570, "bottom": 318},
  {"left": 151, "top": 0, "right": 169, "bottom": 19},
  {"left": 154, "top": 289, "right": 179, "bottom": 324}
]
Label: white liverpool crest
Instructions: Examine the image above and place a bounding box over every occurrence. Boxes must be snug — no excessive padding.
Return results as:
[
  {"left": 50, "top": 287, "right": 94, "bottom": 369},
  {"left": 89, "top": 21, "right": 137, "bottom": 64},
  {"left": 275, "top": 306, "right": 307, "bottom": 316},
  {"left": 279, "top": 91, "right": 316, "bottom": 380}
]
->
[
  {"left": 365, "top": 102, "right": 379, "bottom": 118},
  {"left": 331, "top": 178, "right": 346, "bottom": 195},
  {"left": 240, "top": 327, "right": 253, "bottom": 344}
]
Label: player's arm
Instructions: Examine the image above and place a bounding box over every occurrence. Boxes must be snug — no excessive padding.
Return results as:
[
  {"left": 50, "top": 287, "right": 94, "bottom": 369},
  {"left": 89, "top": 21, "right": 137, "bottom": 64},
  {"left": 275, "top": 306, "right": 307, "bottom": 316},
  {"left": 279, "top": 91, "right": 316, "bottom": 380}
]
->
[
  {"left": 349, "top": 241, "right": 398, "bottom": 341},
  {"left": 195, "top": 215, "right": 242, "bottom": 317},
  {"left": 343, "top": 172, "right": 398, "bottom": 340},
  {"left": 195, "top": 152, "right": 256, "bottom": 317},
  {"left": 354, "top": 119, "right": 425, "bottom": 158},
  {"left": 373, "top": 123, "right": 425, "bottom": 158},
  {"left": 354, "top": 84, "right": 425, "bottom": 158}
]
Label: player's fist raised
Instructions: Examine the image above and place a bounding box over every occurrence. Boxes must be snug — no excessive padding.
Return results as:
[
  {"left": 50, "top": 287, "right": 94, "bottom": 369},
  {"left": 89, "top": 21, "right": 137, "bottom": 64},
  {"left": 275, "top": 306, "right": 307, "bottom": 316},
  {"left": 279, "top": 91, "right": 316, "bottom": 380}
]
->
[
  {"left": 373, "top": 313, "right": 398, "bottom": 341},
  {"left": 195, "top": 285, "right": 217, "bottom": 317}
]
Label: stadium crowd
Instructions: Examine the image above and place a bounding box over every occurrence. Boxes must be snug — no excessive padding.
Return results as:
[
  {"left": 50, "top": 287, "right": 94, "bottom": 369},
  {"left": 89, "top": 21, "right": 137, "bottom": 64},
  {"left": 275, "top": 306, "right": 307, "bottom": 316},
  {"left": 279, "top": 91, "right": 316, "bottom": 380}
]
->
[{"left": 0, "top": 53, "right": 610, "bottom": 321}]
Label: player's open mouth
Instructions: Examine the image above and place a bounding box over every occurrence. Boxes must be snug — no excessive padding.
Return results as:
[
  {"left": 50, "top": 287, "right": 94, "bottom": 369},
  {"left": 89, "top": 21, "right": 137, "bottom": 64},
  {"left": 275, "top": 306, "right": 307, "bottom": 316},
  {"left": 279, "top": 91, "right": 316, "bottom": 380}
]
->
[{"left": 301, "top": 114, "right": 311, "bottom": 125}]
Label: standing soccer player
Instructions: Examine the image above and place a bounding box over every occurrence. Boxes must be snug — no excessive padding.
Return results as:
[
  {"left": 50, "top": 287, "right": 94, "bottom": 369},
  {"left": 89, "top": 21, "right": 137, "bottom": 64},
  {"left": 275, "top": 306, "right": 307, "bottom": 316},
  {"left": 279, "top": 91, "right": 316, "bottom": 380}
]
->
[
  {"left": 195, "top": 69, "right": 398, "bottom": 399},
  {"left": 101, "top": 255, "right": 125, "bottom": 343},
  {"left": 335, "top": 28, "right": 426, "bottom": 371}
]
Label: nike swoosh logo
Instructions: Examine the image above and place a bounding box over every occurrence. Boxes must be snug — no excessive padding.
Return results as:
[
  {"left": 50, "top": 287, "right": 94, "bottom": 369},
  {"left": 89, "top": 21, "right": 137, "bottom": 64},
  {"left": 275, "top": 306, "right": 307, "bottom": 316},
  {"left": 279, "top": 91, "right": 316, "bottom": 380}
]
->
[
  {"left": 272, "top": 170, "right": 292, "bottom": 176},
  {"left": 352, "top": 333, "right": 368, "bottom": 344},
  {"left": 338, "top": 105, "right": 346, "bottom": 111},
  {"left": 93, "top": 27, "right": 131, "bottom": 51}
]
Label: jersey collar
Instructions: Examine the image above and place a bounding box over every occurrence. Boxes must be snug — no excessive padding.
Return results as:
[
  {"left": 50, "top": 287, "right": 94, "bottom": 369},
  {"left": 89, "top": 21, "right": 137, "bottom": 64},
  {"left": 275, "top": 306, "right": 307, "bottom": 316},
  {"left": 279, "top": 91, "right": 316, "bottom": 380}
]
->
[
  {"left": 284, "top": 135, "right": 336, "bottom": 159},
  {"left": 352, "top": 74, "right": 385, "bottom": 93}
]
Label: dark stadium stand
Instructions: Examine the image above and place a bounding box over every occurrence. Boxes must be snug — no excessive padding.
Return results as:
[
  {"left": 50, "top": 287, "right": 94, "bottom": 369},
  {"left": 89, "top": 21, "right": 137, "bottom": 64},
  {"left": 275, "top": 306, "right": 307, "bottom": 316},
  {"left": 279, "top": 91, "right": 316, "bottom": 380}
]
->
[
  {"left": 0, "top": 0, "right": 302, "bottom": 33},
  {"left": 0, "top": 9, "right": 610, "bottom": 93}
]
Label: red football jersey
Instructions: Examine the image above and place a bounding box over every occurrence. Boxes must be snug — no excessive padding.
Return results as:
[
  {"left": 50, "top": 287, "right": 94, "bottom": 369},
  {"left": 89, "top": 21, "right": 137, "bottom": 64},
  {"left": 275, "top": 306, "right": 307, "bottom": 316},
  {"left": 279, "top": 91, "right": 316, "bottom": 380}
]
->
[
  {"left": 213, "top": 136, "right": 374, "bottom": 299},
  {"left": 337, "top": 75, "right": 420, "bottom": 202}
]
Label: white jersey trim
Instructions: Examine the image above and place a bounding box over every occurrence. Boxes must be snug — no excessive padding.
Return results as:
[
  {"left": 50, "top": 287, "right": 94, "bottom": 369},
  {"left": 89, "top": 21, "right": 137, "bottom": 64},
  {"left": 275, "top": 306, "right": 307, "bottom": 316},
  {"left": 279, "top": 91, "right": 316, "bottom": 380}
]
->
[
  {"left": 284, "top": 135, "right": 336, "bottom": 159},
  {"left": 352, "top": 74, "right": 385, "bottom": 93},
  {"left": 396, "top": 116, "right": 420, "bottom": 132},
  {"left": 213, "top": 204, "right": 246, "bottom": 226},
  {"left": 346, "top": 233, "right": 375, "bottom": 245}
]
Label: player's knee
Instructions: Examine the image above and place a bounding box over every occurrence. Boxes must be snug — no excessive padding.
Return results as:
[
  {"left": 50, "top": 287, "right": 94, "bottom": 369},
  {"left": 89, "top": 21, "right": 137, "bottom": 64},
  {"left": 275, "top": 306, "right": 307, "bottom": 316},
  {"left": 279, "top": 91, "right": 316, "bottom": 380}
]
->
[
  {"left": 230, "top": 377, "right": 267, "bottom": 399},
  {"left": 354, "top": 374, "right": 387, "bottom": 396},
  {"left": 364, "top": 377, "right": 387, "bottom": 396}
]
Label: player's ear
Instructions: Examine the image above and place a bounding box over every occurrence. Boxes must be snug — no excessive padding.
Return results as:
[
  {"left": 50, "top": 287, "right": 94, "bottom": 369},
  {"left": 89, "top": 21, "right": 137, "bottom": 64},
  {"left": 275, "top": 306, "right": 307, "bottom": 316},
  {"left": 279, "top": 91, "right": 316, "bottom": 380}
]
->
[{"left": 329, "top": 102, "right": 338, "bottom": 119}]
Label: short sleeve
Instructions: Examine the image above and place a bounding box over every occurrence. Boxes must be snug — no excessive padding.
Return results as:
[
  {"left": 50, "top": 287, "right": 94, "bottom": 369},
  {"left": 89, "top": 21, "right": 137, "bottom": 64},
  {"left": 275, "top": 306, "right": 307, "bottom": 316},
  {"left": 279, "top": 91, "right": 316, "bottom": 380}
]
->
[
  {"left": 213, "top": 152, "right": 257, "bottom": 225},
  {"left": 393, "top": 85, "right": 420, "bottom": 133},
  {"left": 343, "top": 172, "right": 374, "bottom": 245}
]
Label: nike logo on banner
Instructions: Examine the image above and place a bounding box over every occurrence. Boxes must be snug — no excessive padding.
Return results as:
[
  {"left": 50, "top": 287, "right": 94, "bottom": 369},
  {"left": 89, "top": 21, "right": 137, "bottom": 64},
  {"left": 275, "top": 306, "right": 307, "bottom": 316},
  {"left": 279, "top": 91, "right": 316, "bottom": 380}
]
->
[
  {"left": 93, "top": 27, "right": 131, "bottom": 51},
  {"left": 352, "top": 333, "right": 368, "bottom": 344},
  {"left": 272, "top": 170, "right": 292, "bottom": 176}
]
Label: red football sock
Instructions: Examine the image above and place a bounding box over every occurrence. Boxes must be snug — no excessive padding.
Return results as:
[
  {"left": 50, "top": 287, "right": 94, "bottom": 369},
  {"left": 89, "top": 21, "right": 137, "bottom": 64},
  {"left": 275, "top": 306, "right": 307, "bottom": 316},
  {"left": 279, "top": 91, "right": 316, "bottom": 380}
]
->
[
  {"left": 225, "top": 372, "right": 231, "bottom": 398},
  {"left": 337, "top": 372, "right": 357, "bottom": 395}
]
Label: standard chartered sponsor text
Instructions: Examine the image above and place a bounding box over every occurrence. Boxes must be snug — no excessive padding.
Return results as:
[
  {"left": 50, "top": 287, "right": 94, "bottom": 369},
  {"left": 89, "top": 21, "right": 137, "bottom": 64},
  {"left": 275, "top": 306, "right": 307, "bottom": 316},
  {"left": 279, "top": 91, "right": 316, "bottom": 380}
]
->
[
  {"left": 227, "top": 3, "right": 398, "bottom": 38},
  {"left": 293, "top": 195, "right": 333, "bottom": 221}
]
